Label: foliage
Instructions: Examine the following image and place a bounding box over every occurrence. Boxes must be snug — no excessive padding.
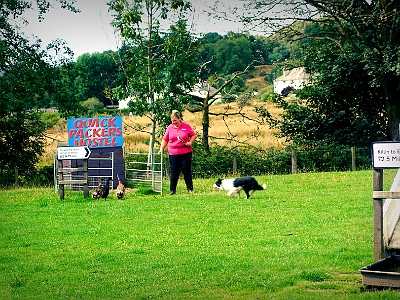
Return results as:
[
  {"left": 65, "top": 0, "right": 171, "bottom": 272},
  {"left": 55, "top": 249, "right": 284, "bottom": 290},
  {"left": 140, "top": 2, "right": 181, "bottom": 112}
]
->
[
  {"left": 189, "top": 144, "right": 370, "bottom": 178},
  {"left": 269, "top": 48, "right": 388, "bottom": 148},
  {"left": 40, "top": 112, "right": 61, "bottom": 130},
  {"left": 81, "top": 97, "right": 104, "bottom": 116},
  {"left": 240, "top": 0, "right": 400, "bottom": 141},
  {"left": 75, "top": 51, "right": 120, "bottom": 106},
  {"left": 236, "top": 91, "right": 253, "bottom": 107},
  {"left": 47, "top": 61, "right": 86, "bottom": 118},
  {"left": 109, "top": 1, "right": 197, "bottom": 125},
  {"left": 0, "top": 0, "right": 82, "bottom": 184},
  {"left": 257, "top": 88, "right": 275, "bottom": 102},
  {"left": 108, "top": 0, "right": 200, "bottom": 158},
  {"left": 280, "top": 86, "right": 294, "bottom": 97},
  {"left": 198, "top": 32, "right": 296, "bottom": 79},
  {"left": 199, "top": 32, "right": 271, "bottom": 78},
  {"left": 14, "top": 165, "right": 55, "bottom": 187},
  {"left": 0, "top": 112, "right": 45, "bottom": 184}
]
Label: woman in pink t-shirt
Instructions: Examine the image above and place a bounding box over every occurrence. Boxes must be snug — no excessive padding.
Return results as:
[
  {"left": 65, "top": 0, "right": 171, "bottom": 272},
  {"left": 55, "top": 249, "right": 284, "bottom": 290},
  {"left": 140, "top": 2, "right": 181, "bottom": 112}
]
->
[{"left": 158, "top": 110, "right": 197, "bottom": 195}]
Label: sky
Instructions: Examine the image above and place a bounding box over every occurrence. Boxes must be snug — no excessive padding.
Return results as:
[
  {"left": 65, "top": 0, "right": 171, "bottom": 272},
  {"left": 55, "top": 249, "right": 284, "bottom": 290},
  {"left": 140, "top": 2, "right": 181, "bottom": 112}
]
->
[{"left": 23, "top": 0, "right": 251, "bottom": 61}]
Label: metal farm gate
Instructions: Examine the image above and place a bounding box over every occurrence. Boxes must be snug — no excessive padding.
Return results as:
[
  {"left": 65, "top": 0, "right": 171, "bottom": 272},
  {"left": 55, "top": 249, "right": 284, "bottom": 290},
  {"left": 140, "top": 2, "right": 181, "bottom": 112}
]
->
[{"left": 124, "top": 151, "right": 163, "bottom": 194}]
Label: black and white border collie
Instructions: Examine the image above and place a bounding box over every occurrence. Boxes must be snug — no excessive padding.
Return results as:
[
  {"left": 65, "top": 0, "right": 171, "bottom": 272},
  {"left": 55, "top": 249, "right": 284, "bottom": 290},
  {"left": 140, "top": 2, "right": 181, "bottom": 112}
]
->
[{"left": 213, "top": 176, "right": 266, "bottom": 199}]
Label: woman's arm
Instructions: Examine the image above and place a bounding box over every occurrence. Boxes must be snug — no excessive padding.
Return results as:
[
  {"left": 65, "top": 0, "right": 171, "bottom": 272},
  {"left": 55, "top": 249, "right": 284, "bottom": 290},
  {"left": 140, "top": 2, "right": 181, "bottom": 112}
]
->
[{"left": 158, "top": 139, "right": 168, "bottom": 154}]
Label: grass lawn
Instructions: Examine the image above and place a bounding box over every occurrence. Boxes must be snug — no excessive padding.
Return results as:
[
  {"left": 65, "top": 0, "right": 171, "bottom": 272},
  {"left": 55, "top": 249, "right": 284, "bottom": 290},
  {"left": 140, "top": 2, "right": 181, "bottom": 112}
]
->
[{"left": 1, "top": 170, "right": 400, "bottom": 299}]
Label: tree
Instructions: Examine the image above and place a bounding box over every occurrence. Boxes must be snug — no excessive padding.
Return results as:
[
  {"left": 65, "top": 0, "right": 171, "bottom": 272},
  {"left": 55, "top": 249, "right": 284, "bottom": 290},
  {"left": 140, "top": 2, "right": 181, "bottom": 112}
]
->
[
  {"left": 0, "top": 0, "right": 78, "bottom": 184},
  {"left": 213, "top": 33, "right": 255, "bottom": 75},
  {"left": 47, "top": 60, "right": 86, "bottom": 118},
  {"left": 81, "top": 97, "right": 104, "bottom": 116},
  {"left": 185, "top": 63, "right": 260, "bottom": 152},
  {"left": 270, "top": 50, "right": 386, "bottom": 147},
  {"left": 75, "top": 51, "right": 120, "bottom": 106},
  {"left": 108, "top": 0, "right": 199, "bottom": 154},
  {"left": 239, "top": 0, "right": 400, "bottom": 142},
  {"left": 198, "top": 32, "right": 262, "bottom": 76}
]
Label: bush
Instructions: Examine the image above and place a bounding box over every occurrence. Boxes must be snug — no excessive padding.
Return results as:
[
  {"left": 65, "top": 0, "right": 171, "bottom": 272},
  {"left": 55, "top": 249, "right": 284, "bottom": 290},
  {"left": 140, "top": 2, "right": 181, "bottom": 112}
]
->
[
  {"left": 13, "top": 145, "right": 370, "bottom": 188},
  {"left": 0, "top": 165, "right": 54, "bottom": 188},
  {"left": 25, "top": 165, "right": 54, "bottom": 187},
  {"left": 281, "top": 86, "right": 294, "bottom": 96},
  {"left": 81, "top": 97, "right": 104, "bottom": 116},
  {"left": 40, "top": 112, "right": 61, "bottom": 130},
  {"left": 190, "top": 144, "right": 371, "bottom": 178},
  {"left": 258, "top": 88, "right": 275, "bottom": 102},
  {"left": 190, "top": 144, "right": 292, "bottom": 178}
]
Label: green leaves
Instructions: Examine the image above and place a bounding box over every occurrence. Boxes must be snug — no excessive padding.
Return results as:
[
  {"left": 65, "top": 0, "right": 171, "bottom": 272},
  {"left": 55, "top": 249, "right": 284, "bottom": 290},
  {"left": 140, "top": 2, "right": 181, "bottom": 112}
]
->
[
  {"left": 270, "top": 46, "right": 387, "bottom": 147},
  {"left": 0, "top": 0, "right": 80, "bottom": 181},
  {"left": 109, "top": 1, "right": 199, "bottom": 125}
]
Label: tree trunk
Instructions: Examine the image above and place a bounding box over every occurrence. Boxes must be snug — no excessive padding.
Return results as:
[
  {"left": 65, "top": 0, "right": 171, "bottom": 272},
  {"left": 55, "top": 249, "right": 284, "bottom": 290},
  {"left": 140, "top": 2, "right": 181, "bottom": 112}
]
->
[
  {"left": 202, "top": 98, "right": 210, "bottom": 152},
  {"left": 383, "top": 76, "right": 400, "bottom": 141}
]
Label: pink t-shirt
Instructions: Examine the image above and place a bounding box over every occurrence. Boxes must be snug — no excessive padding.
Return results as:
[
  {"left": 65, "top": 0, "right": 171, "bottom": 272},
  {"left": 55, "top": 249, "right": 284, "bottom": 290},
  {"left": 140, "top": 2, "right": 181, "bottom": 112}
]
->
[{"left": 162, "top": 121, "right": 196, "bottom": 155}]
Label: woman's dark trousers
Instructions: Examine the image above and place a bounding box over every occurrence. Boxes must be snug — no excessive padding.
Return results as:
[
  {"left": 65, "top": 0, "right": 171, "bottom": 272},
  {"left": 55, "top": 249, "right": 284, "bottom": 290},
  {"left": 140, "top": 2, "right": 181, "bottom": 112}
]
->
[{"left": 169, "top": 152, "right": 193, "bottom": 193}]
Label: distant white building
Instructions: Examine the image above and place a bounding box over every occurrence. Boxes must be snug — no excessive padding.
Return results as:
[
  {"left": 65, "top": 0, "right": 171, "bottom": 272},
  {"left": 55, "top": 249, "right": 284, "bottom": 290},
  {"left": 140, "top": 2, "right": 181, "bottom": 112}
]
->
[
  {"left": 119, "top": 82, "right": 222, "bottom": 110},
  {"left": 188, "top": 82, "right": 222, "bottom": 104},
  {"left": 273, "top": 67, "right": 310, "bottom": 95},
  {"left": 118, "top": 95, "right": 151, "bottom": 110},
  {"left": 118, "top": 97, "right": 132, "bottom": 110}
]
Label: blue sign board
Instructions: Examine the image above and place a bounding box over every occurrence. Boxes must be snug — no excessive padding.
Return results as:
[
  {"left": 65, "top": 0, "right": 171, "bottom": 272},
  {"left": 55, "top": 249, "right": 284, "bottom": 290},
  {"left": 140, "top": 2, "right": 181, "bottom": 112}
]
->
[{"left": 68, "top": 116, "right": 123, "bottom": 148}]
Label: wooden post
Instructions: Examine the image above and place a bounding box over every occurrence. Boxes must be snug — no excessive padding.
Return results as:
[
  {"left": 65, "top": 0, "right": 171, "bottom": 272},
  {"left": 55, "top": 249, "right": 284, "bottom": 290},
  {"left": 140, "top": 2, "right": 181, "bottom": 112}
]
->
[
  {"left": 14, "top": 167, "right": 19, "bottom": 187},
  {"left": 233, "top": 154, "right": 237, "bottom": 175},
  {"left": 291, "top": 149, "right": 297, "bottom": 174},
  {"left": 58, "top": 159, "right": 65, "bottom": 200},
  {"left": 373, "top": 168, "right": 384, "bottom": 262},
  {"left": 83, "top": 160, "right": 89, "bottom": 198},
  {"left": 351, "top": 146, "right": 356, "bottom": 171}
]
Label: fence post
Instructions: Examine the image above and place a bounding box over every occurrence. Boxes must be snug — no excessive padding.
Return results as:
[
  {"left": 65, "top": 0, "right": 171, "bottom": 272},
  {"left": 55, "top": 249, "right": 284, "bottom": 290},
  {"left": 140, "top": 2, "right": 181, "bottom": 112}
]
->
[
  {"left": 351, "top": 146, "right": 356, "bottom": 171},
  {"left": 83, "top": 160, "right": 89, "bottom": 198},
  {"left": 233, "top": 154, "right": 237, "bottom": 175},
  {"left": 373, "top": 168, "right": 384, "bottom": 262},
  {"left": 14, "top": 167, "right": 19, "bottom": 187},
  {"left": 58, "top": 159, "right": 65, "bottom": 200},
  {"left": 291, "top": 149, "right": 297, "bottom": 174}
]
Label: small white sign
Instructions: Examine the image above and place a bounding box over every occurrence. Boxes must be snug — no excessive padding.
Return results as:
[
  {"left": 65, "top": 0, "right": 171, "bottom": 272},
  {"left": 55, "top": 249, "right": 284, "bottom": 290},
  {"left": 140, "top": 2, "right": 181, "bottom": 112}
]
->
[
  {"left": 372, "top": 142, "right": 400, "bottom": 168},
  {"left": 57, "top": 147, "right": 91, "bottom": 160}
]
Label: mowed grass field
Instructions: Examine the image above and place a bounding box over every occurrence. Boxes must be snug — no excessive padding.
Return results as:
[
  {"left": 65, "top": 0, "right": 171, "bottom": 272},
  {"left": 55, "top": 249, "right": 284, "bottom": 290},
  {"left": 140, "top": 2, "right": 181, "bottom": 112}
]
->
[{"left": 1, "top": 170, "right": 400, "bottom": 299}]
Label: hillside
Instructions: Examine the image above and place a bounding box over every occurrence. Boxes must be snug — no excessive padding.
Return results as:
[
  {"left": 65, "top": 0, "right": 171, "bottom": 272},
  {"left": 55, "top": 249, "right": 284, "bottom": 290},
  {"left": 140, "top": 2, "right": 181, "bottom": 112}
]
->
[{"left": 246, "top": 65, "right": 274, "bottom": 91}]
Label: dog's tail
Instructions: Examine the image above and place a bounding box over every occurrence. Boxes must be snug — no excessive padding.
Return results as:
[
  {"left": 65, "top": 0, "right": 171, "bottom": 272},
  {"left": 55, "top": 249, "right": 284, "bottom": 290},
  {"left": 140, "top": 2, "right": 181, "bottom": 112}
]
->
[{"left": 255, "top": 183, "right": 267, "bottom": 190}]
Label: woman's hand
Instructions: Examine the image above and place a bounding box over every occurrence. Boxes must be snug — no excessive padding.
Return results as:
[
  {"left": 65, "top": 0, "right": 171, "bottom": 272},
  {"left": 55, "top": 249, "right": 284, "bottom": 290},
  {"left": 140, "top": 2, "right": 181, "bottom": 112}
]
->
[{"left": 178, "top": 136, "right": 192, "bottom": 147}]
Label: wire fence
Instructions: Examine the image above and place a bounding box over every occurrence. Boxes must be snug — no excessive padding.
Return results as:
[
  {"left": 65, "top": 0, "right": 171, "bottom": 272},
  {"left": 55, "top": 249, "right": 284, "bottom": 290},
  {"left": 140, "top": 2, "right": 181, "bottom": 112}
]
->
[{"left": 188, "top": 146, "right": 372, "bottom": 178}]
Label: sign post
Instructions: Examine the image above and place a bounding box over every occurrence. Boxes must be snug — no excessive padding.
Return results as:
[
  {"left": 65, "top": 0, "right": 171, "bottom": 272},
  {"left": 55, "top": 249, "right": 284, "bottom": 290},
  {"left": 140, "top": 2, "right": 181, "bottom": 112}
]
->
[
  {"left": 57, "top": 146, "right": 91, "bottom": 199},
  {"left": 371, "top": 141, "right": 400, "bottom": 261}
]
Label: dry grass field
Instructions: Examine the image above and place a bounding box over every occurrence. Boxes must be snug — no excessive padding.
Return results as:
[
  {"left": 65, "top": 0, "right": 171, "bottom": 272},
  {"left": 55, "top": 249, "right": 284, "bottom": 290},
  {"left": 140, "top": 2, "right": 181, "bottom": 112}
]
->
[
  {"left": 41, "top": 101, "right": 283, "bottom": 166},
  {"left": 40, "top": 65, "right": 283, "bottom": 165},
  {"left": 123, "top": 100, "right": 284, "bottom": 151}
]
